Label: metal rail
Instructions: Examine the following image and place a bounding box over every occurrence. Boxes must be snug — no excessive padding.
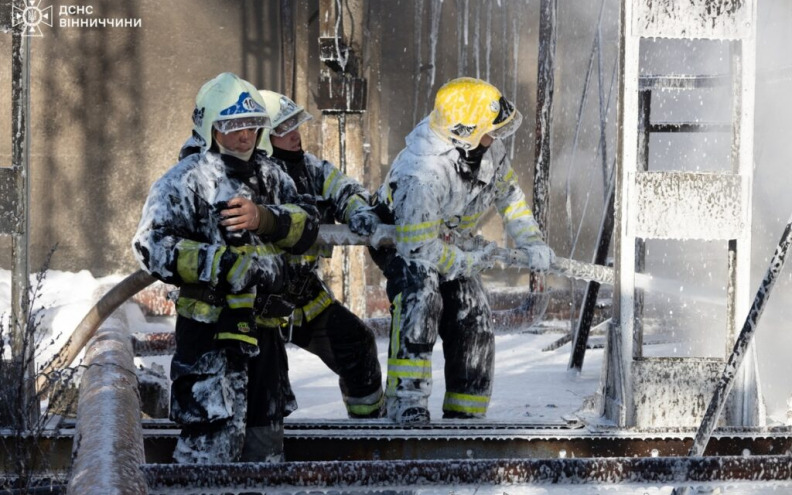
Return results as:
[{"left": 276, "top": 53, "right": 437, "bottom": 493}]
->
[
  {"left": 141, "top": 455, "right": 792, "bottom": 491},
  {"left": 127, "top": 418, "right": 792, "bottom": 464},
  {"left": 7, "top": 419, "right": 792, "bottom": 480}
]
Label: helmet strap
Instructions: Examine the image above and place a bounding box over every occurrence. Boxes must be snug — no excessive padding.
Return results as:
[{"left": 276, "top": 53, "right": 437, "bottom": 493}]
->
[{"left": 217, "top": 142, "right": 255, "bottom": 162}]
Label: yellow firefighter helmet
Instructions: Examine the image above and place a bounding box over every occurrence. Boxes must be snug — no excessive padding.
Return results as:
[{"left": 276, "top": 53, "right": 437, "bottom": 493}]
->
[{"left": 428, "top": 77, "right": 522, "bottom": 150}]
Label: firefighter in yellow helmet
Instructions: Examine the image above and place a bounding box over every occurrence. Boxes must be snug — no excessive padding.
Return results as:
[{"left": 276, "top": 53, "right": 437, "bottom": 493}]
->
[
  {"left": 371, "top": 77, "right": 554, "bottom": 424},
  {"left": 133, "top": 72, "right": 319, "bottom": 463}
]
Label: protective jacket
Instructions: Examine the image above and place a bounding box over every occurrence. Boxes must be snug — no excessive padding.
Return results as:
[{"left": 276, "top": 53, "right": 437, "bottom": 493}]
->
[
  {"left": 134, "top": 150, "right": 316, "bottom": 325},
  {"left": 375, "top": 117, "right": 544, "bottom": 281},
  {"left": 373, "top": 118, "right": 544, "bottom": 421},
  {"left": 133, "top": 149, "right": 316, "bottom": 463},
  {"left": 269, "top": 150, "right": 370, "bottom": 321},
  {"left": 268, "top": 148, "right": 384, "bottom": 418}
]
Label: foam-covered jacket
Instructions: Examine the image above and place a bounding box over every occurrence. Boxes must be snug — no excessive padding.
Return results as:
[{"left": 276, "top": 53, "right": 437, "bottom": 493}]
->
[
  {"left": 375, "top": 117, "right": 543, "bottom": 280},
  {"left": 269, "top": 150, "right": 371, "bottom": 322},
  {"left": 133, "top": 150, "right": 314, "bottom": 323}
]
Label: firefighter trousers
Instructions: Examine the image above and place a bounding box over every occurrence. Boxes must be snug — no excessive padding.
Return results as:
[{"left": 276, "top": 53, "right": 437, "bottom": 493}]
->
[
  {"left": 169, "top": 316, "right": 250, "bottom": 464},
  {"left": 382, "top": 256, "right": 495, "bottom": 419},
  {"left": 169, "top": 316, "right": 296, "bottom": 463},
  {"left": 290, "top": 301, "right": 384, "bottom": 418},
  {"left": 243, "top": 325, "right": 296, "bottom": 462}
]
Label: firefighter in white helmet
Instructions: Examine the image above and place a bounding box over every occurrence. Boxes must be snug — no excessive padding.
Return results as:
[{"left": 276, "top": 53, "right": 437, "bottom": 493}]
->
[
  {"left": 257, "top": 89, "right": 384, "bottom": 420},
  {"left": 371, "top": 77, "right": 554, "bottom": 424},
  {"left": 133, "top": 72, "right": 319, "bottom": 463},
  {"left": 175, "top": 87, "right": 385, "bottom": 460}
]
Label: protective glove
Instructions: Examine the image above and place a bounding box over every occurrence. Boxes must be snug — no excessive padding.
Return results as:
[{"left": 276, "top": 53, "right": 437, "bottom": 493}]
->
[
  {"left": 467, "top": 241, "right": 499, "bottom": 275},
  {"left": 517, "top": 242, "right": 555, "bottom": 272},
  {"left": 348, "top": 206, "right": 382, "bottom": 236},
  {"left": 213, "top": 245, "right": 285, "bottom": 294},
  {"left": 215, "top": 304, "right": 261, "bottom": 358}
]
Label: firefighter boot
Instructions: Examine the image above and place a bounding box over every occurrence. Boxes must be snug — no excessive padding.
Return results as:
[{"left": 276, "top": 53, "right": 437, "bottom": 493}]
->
[
  {"left": 345, "top": 388, "right": 385, "bottom": 419},
  {"left": 387, "top": 398, "right": 430, "bottom": 425}
]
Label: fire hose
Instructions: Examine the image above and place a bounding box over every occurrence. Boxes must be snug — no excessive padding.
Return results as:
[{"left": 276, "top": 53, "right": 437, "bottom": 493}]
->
[
  {"left": 37, "top": 224, "right": 613, "bottom": 394},
  {"left": 319, "top": 224, "right": 614, "bottom": 285}
]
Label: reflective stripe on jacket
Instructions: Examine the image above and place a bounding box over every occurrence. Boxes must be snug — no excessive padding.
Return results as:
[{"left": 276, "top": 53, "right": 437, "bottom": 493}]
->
[
  {"left": 375, "top": 118, "right": 543, "bottom": 280},
  {"left": 132, "top": 151, "right": 298, "bottom": 307}
]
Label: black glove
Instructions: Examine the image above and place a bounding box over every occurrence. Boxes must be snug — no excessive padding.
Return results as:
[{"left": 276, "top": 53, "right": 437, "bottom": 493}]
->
[
  {"left": 348, "top": 205, "right": 382, "bottom": 236},
  {"left": 213, "top": 245, "right": 284, "bottom": 293},
  {"left": 215, "top": 303, "right": 261, "bottom": 358}
]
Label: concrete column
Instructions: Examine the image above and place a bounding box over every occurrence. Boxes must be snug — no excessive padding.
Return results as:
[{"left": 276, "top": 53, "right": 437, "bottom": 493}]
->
[{"left": 317, "top": 0, "right": 368, "bottom": 317}]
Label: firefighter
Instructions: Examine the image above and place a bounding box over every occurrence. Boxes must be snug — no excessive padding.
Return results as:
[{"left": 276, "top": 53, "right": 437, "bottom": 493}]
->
[
  {"left": 256, "top": 90, "right": 384, "bottom": 419},
  {"left": 371, "top": 77, "right": 554, "bottom": 424},
  {"left": 180, "top": 90, "right": 385, "bottom": 422},
  {"left": 133, "top": 72, "right": 319, "bottom": 463}
]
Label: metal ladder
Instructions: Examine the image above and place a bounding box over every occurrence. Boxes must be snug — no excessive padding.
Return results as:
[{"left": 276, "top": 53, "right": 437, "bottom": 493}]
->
[{"left": 603, "top": 0, "right": 762, "bottom": 428}]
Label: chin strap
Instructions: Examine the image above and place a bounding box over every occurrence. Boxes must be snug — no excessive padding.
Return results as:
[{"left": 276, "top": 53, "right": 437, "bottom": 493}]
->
[{"left": 218, "top": 142, "right": 255, "bottom": 162}]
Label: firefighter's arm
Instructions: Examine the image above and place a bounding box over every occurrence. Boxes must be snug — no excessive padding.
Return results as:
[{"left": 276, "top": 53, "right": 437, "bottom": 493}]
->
[
  {"left": 391, "top": 179, "right": 492, "bottom": 279},
  {"left": 133, "top": 181, "right": 286, "bottom": 289},
  {"left": 494, "top": 166, "right": 544, "bottom": 245},
  {"left": 133, "top": 179, "right": 196, "bottom": 285},
  {"left": 219, "top": 194, "right": 320, "bottom": 255},
  {"left": 313, "top": 156, "right": 371, "bottom": 223},
  {"left": 271, "top": 201, "right": 320, "bottom": 253},
  {"left": 493, "top": 167, "right": 554, "bottom": 271},
  {"left": 174, "top": 240, "right": 286, "bottom": 293}
]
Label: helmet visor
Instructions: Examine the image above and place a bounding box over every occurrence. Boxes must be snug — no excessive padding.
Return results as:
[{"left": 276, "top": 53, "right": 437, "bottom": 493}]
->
[
  {"left": 271, "top": 111, "right": 313, "bottom": 137},
  {"left": 488, "top": 109, "right": 523, "bottom": 141},
  {"left": 213, "top": 116, "right": 271, "bottom": 135}
]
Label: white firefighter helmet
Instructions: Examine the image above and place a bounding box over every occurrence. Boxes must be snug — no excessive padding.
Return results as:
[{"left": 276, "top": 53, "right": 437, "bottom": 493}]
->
[
  {"left": 192, "top": 72, "right": 273, "bottom": 156},
  {"left": 428, "top": 77, "right": 523, "bottom": 150},
  {"left": 258, "top": 89, "right": 313, "bottom": 137}
]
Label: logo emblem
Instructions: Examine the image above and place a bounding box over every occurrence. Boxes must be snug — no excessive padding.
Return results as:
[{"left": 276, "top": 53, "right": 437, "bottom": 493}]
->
[
  {"left": 489, "top": 99, "right": 500, "bottom": 113},
  {"left": 220, "top": 92, "right": 266, "bottom": 116},
  {"left": 12, "top": 0, "right": 52, "bottom": 37},
  {"left": 277, "top": 96, "right": 299, "bottom": 121}
]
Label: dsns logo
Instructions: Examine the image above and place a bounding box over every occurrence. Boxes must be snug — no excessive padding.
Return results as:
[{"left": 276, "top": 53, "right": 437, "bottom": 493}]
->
[
  {"left": 219, "top": 92, "right": 266, "bottom": 117},
  {"left": 12, "top": 0, "right": 53, "bottom": 37}
]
